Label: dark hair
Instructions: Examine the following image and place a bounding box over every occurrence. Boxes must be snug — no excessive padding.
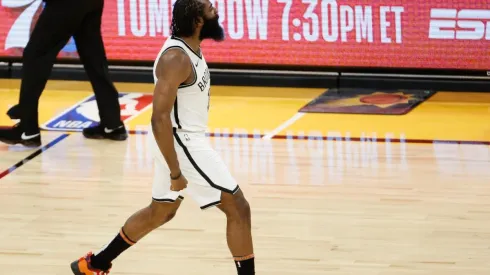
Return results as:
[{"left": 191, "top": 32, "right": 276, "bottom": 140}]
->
[{"left": 171, "top": 0, "right": 205, "bottom": 37}]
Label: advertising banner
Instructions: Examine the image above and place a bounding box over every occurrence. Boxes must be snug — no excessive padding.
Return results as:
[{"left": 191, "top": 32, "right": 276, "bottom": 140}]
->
[{"left": 0, "top": 0, "right": 489, "bottom": 70}]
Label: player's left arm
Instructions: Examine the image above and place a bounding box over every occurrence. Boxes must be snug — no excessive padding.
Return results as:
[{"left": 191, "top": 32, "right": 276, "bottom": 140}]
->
[{"left": 150, "top": 49, "right": 192, "bottom": 179}]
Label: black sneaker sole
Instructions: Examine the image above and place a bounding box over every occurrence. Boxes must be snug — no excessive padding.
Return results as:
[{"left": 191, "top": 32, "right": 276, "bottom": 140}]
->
[
  {"left": 70, "top": 260, "right": 82, "bottom": 275},
  {"left": 82, "top": 132, "right": 128, "bottom": 141},
  {"left": 0, "top": 138, "right": 41, "bottom": 147}
]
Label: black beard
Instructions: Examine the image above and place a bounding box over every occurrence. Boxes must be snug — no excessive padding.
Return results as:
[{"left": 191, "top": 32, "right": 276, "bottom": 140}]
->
[{"left": 199, "top": 16, "right": 225, "bottom": 41}]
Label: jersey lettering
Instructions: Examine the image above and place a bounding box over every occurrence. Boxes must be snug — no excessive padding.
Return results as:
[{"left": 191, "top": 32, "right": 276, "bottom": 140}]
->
[{"left": 197, "top": 67, "right": 210, "bottom": 92}]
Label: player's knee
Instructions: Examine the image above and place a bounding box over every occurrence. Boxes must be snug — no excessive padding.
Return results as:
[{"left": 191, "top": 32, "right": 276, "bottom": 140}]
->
[
  {"left": 237, "top": 198, "right": 251, "bottom": 221},
  {"left": 148, "top": 200, "right": 179, "bottom": 226},
  {"left": 222, "top": 191, "right": 251, "bottom": 222}
]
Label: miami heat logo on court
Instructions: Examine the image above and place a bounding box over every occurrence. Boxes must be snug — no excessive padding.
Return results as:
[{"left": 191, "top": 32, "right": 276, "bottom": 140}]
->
[
  {"left": 299, "top": 88, "right": 436, "bottom": 115},
  {"left": 41, "top": 93, "right": 153, "bottom": 132}
]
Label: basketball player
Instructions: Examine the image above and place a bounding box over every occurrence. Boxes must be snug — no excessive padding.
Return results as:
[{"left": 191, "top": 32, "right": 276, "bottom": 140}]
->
[{"left": 69, "top": 0, "right": 255, "bottom": 274}]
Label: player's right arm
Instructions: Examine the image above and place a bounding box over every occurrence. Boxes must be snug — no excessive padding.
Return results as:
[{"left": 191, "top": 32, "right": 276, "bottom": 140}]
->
[{"left": 151, "top": 49, "right": 192, "bottom": 182}]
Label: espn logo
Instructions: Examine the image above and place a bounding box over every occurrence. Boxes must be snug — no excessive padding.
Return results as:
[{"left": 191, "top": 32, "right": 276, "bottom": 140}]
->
[{"left": 429, "top": 9, "right": 490, "bottom": 40}]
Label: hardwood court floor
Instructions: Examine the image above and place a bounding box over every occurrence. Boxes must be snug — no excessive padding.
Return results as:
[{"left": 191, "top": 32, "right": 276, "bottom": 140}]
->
[{"left": 0, "top": 79, "right": 489, "bottom": 275}]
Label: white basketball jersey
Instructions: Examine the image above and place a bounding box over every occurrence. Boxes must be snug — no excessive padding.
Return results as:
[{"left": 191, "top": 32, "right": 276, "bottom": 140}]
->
[{"left": 152, "top": 36, "right": 211, "bottom": 133}]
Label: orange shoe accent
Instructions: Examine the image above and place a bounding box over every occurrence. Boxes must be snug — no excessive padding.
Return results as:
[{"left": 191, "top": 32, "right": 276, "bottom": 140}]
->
[{"left": 70, "top": 252, "right": 111, "bottom": 275}]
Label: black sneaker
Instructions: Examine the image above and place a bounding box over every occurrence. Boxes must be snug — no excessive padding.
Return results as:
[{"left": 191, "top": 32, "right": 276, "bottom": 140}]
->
[
  {"left": 82, "top": 124, "right": 128, "bottom": 141},
  {"left": 7, "top": 104, "right": 21, "bottom": 120},
  {"left": 0, "top": 124, "right": 41, "bottom": 147}
]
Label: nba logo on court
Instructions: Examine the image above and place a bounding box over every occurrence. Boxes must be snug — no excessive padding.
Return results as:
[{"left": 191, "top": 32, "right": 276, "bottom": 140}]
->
[{"left": 41, "top": 93, "right": 153, "bottom": 132}]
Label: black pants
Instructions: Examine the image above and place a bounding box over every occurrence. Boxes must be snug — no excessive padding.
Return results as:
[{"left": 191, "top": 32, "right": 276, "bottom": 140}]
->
[{"left": 19, "top": 0, "right": 122, "bottom": 131}]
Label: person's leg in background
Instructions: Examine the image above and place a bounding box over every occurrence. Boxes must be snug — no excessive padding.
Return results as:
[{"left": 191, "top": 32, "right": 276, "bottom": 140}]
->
[
  {"left": 74, "top": 0, "right": 127, "bottom": 141},
  {"left": 0, "top": 0, "right": 88, "bottom": 147}
]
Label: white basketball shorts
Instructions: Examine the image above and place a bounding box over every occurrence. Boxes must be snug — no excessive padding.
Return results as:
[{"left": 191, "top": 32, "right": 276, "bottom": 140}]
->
[{"left": 147, "top": 126, "right": 240, "bottom": 210}]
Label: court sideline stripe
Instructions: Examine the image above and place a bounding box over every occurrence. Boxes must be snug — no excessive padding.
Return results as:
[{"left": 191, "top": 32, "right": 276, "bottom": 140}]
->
[
  {"left": 262, "top": 113, "right": 305, "bottom": 140},
  {"left": 0, "top": 133, "right": 70, "bottom": 180},
  {"left": 128, "top": 130, "right": 490, "bottom": 145}
]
